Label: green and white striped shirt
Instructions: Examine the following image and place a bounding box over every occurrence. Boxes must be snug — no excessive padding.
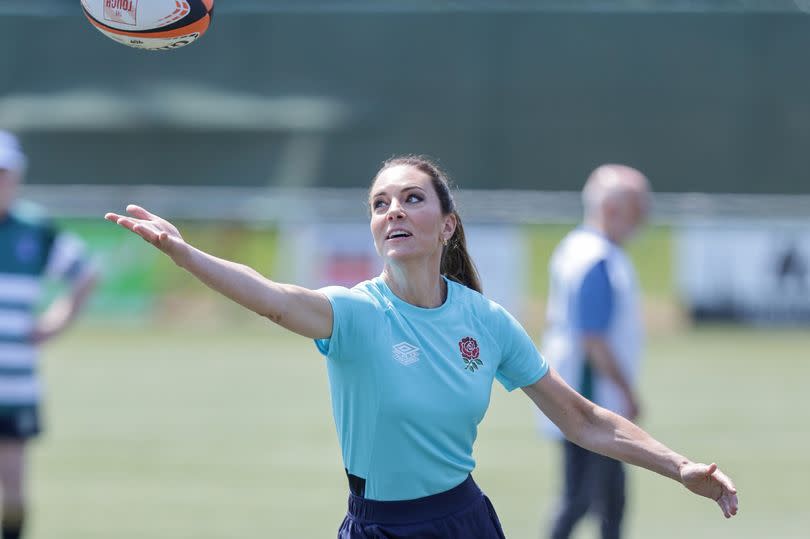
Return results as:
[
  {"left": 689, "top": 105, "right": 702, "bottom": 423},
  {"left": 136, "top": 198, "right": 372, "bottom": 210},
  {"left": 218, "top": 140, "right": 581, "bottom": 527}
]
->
[{"left": 0, "top": 202, "right": 92, "bottom": 408}]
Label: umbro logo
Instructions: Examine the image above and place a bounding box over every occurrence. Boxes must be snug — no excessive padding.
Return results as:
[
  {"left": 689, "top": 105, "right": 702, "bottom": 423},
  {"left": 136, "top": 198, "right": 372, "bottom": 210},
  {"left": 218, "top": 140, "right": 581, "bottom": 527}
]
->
[{"left": 392, "top": 342, "right": 420, "bottom": 366}]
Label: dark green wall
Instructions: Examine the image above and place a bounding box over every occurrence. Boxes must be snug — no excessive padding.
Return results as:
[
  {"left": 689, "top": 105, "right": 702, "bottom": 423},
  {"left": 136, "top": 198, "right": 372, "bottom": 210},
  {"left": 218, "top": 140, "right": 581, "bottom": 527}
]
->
[{"left": 3, "top": 11, "right": 810, "bottom": 192}]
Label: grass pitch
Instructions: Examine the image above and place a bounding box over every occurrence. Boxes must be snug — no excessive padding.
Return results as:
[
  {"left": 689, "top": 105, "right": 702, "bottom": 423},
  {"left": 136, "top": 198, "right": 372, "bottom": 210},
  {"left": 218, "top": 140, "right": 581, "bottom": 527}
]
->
[{"left": 28, "top": 321, "right": 808, "bottom": 538}]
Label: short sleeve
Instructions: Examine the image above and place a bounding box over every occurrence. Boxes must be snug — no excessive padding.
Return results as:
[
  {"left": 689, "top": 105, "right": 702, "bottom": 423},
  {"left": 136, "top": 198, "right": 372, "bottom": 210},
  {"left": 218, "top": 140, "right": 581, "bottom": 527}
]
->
[
  {"left": 494, "top": 306, "right": 549, "bottom": 391},
  {"left": 576, "top": 260, "right": 614, "bottom": 335},
  {"left": 314, "top": 285, "right": 378, "bottom": 361},
  {"left": 44, "top": 231, "right": 95, "bottom": 283}
]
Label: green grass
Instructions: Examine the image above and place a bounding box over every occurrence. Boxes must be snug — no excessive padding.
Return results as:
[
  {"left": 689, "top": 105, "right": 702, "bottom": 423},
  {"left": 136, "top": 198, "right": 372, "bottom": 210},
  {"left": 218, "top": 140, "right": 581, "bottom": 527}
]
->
[{"left": 28, "top": 321, "right": 809, "bottom": 538}]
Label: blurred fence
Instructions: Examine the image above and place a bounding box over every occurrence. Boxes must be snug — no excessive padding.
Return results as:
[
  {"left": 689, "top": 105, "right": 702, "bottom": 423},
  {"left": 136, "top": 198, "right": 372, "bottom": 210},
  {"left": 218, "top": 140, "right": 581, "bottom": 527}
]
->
[
  {"left": 20, "top": 184, "right": 810, "bottom": 224},
  {"left": 21, "top": 184, "right": 810, "bottom": 325}
]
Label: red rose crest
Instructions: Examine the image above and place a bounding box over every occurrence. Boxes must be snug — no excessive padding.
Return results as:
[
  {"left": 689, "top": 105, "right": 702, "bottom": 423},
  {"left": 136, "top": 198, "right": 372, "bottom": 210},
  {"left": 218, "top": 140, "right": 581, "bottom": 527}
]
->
[{"left": 459, "top": 336, "right": 483, "bottom": 372}]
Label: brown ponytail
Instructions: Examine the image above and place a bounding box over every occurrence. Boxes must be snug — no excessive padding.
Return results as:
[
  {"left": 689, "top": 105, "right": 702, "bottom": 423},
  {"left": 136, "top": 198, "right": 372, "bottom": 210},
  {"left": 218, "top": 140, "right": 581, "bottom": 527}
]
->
[
  {"left": 441, "top": 213, "right": 482, "bottom": 293},
  {"left": 372, "top": 155, "right": 482, "bottom": 293}
]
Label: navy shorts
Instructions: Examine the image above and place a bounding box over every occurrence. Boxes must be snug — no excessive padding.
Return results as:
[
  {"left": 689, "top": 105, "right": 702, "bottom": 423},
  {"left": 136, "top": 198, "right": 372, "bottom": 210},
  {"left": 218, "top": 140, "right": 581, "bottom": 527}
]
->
[
  {"left": 0, "top": 406, "right": 41, "bottom": 440},
  {"left": 338, "top": 475, "right": 507, "bottom": 538}
]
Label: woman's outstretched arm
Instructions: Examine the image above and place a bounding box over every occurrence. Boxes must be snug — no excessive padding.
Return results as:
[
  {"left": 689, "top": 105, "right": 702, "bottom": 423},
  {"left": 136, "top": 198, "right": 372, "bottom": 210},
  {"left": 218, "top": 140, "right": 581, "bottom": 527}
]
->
[
  {"left": 523, "top": 369, "right": 738, "bottom": 518},
  {"left": 105, "top": 204, "right": 333, "bottom": 339}
]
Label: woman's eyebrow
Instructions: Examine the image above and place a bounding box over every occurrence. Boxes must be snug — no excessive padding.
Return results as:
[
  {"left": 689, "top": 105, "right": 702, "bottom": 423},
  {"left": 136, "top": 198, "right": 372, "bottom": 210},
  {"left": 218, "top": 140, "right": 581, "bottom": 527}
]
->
[{"left": 371, "top": 185, "right": 425, "bottom": 199}]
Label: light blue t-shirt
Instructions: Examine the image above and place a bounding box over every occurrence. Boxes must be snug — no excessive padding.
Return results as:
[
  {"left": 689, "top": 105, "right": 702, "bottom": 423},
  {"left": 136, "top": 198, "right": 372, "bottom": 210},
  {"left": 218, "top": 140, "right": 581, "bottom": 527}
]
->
[{"left": 315, "top": 276, "right": 548, "bottom": 501}]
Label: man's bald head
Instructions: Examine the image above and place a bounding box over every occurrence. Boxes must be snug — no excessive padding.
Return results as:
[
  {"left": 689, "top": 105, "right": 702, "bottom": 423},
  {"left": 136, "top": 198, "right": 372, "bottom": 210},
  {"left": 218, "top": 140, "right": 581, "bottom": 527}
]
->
[{"left": 582, "top": 164, "right": 651, "bottom": 244}]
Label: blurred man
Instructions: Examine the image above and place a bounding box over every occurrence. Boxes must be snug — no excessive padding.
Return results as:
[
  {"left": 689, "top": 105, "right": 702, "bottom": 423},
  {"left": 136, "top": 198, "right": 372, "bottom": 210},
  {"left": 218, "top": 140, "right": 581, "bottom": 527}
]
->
[
  {"left": 540, "top": 164, "right": 651, "bottom": 539},
  {"left": 0, "top": 131, "right": 98, "bottom": 539}
]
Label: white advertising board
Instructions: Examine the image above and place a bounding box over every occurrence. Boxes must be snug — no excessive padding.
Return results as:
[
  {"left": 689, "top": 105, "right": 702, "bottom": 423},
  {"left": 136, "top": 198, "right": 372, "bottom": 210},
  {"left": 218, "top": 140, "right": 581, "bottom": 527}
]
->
[{"left": 676, "top": 220, "right": 810, "bottom": 323}]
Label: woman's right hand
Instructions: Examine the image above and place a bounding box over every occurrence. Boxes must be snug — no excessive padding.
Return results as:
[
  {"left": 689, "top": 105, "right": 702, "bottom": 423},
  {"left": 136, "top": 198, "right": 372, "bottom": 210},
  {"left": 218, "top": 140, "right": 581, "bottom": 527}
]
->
[{"left": 105, "top": 204, "right": 189, "bottom": 264}]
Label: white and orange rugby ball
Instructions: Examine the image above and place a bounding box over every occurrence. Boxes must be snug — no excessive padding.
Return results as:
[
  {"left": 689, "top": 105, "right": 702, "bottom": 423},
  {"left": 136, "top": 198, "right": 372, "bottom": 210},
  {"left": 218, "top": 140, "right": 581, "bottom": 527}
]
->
[{"left": 81, "top": 0, "right": 214, "bottom": 50}]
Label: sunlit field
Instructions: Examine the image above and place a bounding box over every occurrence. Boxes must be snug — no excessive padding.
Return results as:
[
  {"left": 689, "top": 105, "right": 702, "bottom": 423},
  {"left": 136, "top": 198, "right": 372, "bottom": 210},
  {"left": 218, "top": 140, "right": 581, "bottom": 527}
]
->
[{"left": 27, "top": 320, "right": 808, "bottom": 539}]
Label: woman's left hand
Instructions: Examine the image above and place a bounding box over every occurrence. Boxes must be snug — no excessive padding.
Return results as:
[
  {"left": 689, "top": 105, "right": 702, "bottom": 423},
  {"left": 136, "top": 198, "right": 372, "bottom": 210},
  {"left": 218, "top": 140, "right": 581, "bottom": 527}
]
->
[{"left": 680, "top": 462, "right": 738, "bottom": 518}]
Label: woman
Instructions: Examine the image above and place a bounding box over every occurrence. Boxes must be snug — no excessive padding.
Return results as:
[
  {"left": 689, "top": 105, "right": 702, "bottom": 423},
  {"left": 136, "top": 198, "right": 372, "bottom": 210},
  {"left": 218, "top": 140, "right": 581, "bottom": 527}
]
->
[{"left": 105, "top": 155, "right": 737, "bottom": 538}]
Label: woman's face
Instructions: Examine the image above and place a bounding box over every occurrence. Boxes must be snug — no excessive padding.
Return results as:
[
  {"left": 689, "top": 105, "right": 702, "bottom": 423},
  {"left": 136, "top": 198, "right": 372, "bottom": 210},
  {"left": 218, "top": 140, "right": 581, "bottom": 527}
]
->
[{"left": 369, "top": 164, "right": 456, "bottom": 264}]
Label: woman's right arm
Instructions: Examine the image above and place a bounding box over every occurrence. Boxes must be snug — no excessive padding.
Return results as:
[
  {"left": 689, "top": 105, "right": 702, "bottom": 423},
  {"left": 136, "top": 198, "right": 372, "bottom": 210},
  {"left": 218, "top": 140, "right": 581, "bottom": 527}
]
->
[{"left": 105, "top": 204, "right": 333, "bottom": 339}]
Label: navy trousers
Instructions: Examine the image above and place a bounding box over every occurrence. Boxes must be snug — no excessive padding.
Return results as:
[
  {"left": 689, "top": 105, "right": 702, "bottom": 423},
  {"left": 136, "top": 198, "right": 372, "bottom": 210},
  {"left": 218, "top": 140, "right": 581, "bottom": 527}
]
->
[
  {"left": 338, "top": 475, "right": 507, "bottom": 539},
  {"left": 549, "top": 440, "right": 626, "bottom": 539}
]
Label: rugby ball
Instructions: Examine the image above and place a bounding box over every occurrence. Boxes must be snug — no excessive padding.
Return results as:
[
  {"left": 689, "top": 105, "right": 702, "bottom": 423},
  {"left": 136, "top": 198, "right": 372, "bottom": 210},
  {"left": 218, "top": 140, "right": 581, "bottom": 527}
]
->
[{"left": 81, "top": 0, "right": 214, "bottom": 50}]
